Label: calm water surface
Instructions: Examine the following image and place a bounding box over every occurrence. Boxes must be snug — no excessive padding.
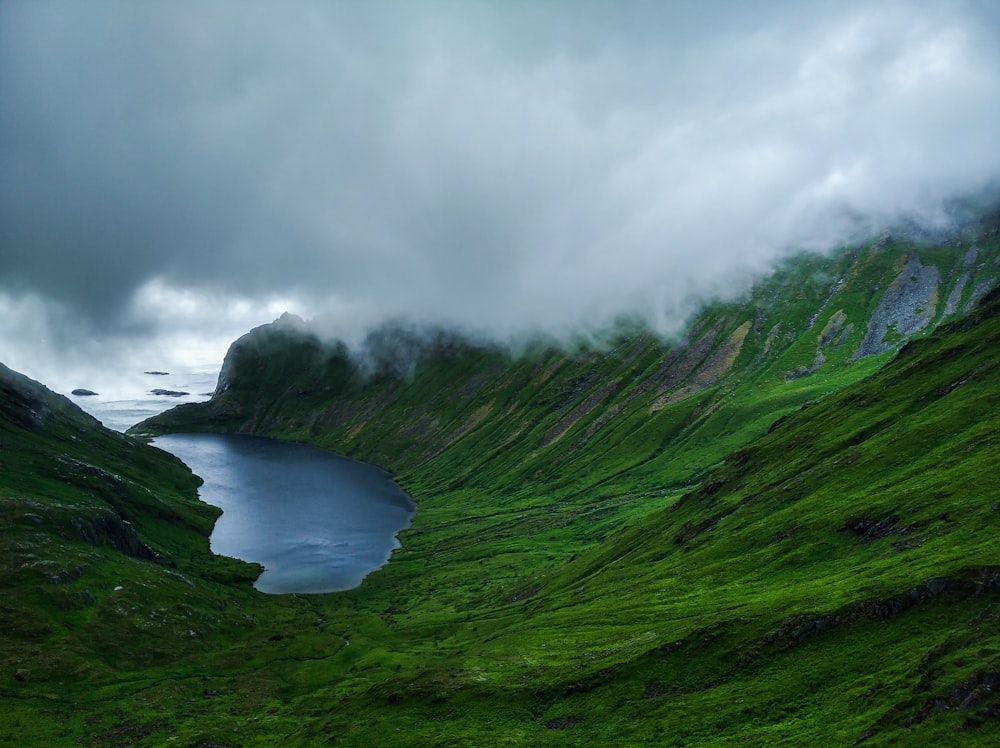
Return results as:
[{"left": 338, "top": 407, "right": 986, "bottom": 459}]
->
[
  {"left": 152, "top": 433, "right": 414, "bottom": 594},
  {"left": 70, "top": 365, "right": 220, "bottom": 432}
]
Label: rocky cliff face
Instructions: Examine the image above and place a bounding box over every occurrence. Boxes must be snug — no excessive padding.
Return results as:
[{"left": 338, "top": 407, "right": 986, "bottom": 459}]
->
[{"left": 853, "top": 254, "right": 941, "bottom": 358}]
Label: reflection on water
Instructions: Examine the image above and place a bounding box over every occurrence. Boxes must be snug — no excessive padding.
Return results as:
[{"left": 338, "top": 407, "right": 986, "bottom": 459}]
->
[{"left": 153, "top": 433, "right": 414, "bottom": 594}]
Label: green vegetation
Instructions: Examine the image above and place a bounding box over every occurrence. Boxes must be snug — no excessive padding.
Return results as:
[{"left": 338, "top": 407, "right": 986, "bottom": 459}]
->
[{"left": 3, "top": 224, "right": 1000, "bottom": 745}]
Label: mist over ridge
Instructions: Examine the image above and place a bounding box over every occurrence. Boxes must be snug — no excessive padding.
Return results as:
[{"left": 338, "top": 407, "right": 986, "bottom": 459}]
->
[{"left": 2, "top": 0, "right": 1000, "bottom": 389}]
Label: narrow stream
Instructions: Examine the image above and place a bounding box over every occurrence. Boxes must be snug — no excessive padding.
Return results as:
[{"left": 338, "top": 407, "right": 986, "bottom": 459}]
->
[{"left": 152, "top": 433, "right": 414, "bottom": 594}]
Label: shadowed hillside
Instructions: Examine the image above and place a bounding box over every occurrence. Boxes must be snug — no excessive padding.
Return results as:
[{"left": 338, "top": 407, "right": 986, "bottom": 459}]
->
[
  {"left": 4, "top": 222, "right": 1000, "bottom": 746},
  {"left": 140, "top": 229, "right": 1000, "bottom": 504}
]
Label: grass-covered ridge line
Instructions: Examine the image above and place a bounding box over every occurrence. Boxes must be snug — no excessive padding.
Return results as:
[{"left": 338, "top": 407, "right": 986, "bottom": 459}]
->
[
  {"left": 4, "top": 221, "right": 1000, "bottom": 745},
  {"left": 140, "top": 230, "right": 999, "bottom": 501}
]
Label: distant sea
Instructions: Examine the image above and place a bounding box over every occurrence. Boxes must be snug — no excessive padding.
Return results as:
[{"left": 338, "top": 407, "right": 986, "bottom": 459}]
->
[{"left": 68, "top": 364, "right": 221, "bottom": 432}]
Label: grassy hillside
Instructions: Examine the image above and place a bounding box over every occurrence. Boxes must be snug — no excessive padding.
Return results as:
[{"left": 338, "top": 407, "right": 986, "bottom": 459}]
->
[
  {"left": 0, "top": 364, "right": 315, "bottom": 745},
  {"left": 142, "top": 231, "right": 1000, "bottom": 529},
  {"left": 3, "top": 222, "right": 1000, "bottom": 746}
]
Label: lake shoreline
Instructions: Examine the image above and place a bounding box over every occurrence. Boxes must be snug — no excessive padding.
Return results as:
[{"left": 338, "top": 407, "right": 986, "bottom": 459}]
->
[{"left": 153, "top": 432, "right": 416, "bottom": 595}]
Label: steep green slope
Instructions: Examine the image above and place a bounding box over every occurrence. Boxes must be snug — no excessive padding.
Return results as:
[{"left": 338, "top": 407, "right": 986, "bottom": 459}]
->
[
  {"left": 0, "top": 364, "right": 310, "bottom": 745},
  {"left": 121, "top": 230, "right": 1000, "bottom": 744},
  {"left": 468, "top": 285, "right": 1000, "bottom": 745},
  {"left": 187, "top": 272, "right": 1000, "bottom": 748},
  {"left": 141, "top": 232, "right": 999, "bottom": 533},
  {"left": 4, "top": 225, "right": 1000, "bottom": 746}
]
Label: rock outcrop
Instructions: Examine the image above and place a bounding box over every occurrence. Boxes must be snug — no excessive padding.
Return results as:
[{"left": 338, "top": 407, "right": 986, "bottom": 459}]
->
[
  {"left": 70, "top": 510, "right": 162, "bottom": 561},
  {"left": 854, "top": 254, "right": 940, "bottom": 359}
]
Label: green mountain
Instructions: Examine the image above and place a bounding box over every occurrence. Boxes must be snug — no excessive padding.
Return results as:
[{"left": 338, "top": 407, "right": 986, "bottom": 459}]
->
[
  {"left": 4, "top": 224, "right": 1000, "bottom": 745},
  {"left": 142, "top": 232, "right": 1000, "bottom": 494}
]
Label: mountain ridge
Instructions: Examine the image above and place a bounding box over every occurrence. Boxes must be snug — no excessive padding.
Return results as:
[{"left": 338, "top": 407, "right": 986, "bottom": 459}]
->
[
  {"left": 137, "top": 229, "right": 999, "bottom": 498},
  {"left": 3, "top": 218, "right": 1000, "bottom": 745}
]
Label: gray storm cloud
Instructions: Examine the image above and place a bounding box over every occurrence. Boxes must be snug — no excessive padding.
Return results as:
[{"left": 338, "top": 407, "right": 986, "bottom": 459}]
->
[{"left": 2, "top": 0, "right": 1000, "bottom": 366}]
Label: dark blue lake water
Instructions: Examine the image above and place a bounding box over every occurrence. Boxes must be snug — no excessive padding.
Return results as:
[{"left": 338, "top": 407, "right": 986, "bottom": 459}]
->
[{"left": 152, "top": 433, "right": 414, "bottom": 594}]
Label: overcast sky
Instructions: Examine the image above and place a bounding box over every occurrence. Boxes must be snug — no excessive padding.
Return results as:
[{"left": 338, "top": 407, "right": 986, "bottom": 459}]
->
[{"left": 2, "top": 0, "right": 1000, "bottom": 390}]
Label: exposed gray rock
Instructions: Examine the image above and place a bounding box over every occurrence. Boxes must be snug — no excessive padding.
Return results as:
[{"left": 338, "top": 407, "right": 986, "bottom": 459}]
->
[
  {"left": 943, "top": 272, "right": 970, "bottom": 318},
  {"left": 817, "top": 310, "right": 848, "bottom": 346},
  {"left": 925, "top": 577, "right": 950, "bottom": 597},
  {"left": 841, "top": 514, "right": 905, "bottom": 542},
  {"left": 784, "top": 365, "right": 813, "bottom": 381},
  {"left": 149, "top": 389, "right": 189, "bottom": 397},
  {"left": 71, "top": 388, "right": 98, "bottom": 396},
  {"left": 854, "top": 255, "right": 940, "bottom": 359},
  {"left": 807, "top": 272, "right": 848, "bottom": 330},
  {"left": 70, "top": 512, "right": 161, "bottom": 561},
  {"left": 833, "top": 323, "right": 854, "bottom": 348},
  {"left": 786, "top": 310, "right": 849, "bottom": 380},
  {"left": 48, "top": 565, "right": 85, "bottom": 585},
  {"left": 963, "top": 279, "right": 997, "bottom": 314}
]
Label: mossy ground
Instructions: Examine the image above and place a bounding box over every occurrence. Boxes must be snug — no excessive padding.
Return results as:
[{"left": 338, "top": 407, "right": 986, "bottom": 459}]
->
[{"left": 3, "top": 229, "right": 1000, "bottom": 745}]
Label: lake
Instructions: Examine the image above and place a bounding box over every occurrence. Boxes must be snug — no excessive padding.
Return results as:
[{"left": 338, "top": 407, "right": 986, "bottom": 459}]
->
[{"left": 152, "top": 433, "right": 415, "bottom": 594}]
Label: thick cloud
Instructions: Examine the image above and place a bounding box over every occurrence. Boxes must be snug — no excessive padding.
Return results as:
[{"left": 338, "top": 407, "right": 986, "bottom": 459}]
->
[{"left": 2, "top": 0, "right": 1000, "bottom": 380}]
